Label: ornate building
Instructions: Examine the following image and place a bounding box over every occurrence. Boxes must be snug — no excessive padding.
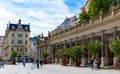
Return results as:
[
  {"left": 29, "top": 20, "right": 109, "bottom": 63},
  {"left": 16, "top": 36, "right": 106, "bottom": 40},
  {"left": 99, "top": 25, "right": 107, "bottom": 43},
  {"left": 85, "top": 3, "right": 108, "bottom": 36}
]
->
[
  {"left": 0, "top": 36, "right": 4, "bottom": 58},
  {"left": 3, "top": 20, "right": 31, "bottom": 62},
  {"left": 51, "top": 16, "right": 78, "bottom": 34},
  {"left": 48, "top": 2, "right": 120, "bottom": 66}
]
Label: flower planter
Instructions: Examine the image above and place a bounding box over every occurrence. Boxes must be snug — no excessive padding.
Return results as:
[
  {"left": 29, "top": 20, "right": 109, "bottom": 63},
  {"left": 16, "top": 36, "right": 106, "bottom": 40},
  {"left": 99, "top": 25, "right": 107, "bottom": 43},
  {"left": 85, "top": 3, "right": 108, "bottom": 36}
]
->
[
  {"left": 61, "top": 59, "right": 67, "bottom": 66},
  {"left": 73, "top": 61, "right": 80, "bottom": 67}
]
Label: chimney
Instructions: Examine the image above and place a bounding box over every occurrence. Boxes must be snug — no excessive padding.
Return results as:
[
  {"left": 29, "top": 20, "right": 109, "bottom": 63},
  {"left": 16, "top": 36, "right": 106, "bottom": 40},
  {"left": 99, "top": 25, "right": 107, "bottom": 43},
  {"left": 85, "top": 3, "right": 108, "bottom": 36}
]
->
[{"left": 19, "top": 19, "right": 21, "bottom": 24}]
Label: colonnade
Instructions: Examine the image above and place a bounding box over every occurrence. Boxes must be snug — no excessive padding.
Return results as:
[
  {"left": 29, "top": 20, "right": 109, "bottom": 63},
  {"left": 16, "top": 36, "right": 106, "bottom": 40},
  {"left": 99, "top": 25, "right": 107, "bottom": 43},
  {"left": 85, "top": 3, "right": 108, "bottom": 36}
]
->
[{"left": 50, "top": 27, "right": 120, "bottom": 66}]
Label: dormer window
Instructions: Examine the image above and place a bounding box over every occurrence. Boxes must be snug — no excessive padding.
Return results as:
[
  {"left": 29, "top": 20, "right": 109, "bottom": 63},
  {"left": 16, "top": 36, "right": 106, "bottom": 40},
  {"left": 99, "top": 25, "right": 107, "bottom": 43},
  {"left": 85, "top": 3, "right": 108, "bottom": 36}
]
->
[
  {"left": 18, "top": 27, "right": 22, "bottom": 31},
  {"left": 12, "top": 26, "right": 15, "bottom": 30},
  {"left": 18, "top": 26, "right": 22, "bottom": 31},
  {"left": 25, "top": 26, "right": 28, "bottom": 31}
]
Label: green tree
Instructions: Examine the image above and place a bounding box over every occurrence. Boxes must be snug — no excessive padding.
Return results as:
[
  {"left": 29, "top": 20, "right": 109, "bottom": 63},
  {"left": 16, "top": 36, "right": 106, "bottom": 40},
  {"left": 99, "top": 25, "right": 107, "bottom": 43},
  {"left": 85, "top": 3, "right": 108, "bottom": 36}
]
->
[
  {"left": 70, "top": 46, "right": 85, "bottom": 60},
  {"left": 43, "top": 51, "right": 49, "bottom": 64},
  {"left": 69, "top": 46, "right": 85, "bottom": 66},
  {"left": 110, "top": 0, "right": 120, "bottom": 6},
  {"left": 56, "top": 47, "right": 70, "bottom": 65},
  {"left": 109, "top": 37, "right": 120, "bottom": 60},
  {"left": 78, "top": 12, "right": 90, "bottom": 23},
  {"left": 88, "top": 0, "right": 110, "bottom": 17},
  {"left": 56, "top": 47, "right": 70, "bottom": 59},
  {"left": 86, "top": 40, "right": 101, "bottom": 59},
  {"left": 11, "top": 50, "right": 18, "bottom": 64}
]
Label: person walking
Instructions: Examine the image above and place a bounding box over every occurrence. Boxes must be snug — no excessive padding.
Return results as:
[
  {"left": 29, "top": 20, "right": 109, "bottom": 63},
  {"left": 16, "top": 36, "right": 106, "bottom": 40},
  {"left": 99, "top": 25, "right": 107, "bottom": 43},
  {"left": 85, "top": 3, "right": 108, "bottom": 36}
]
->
[
  {"left": 93, "top": 59, "right": 97, "bottom": 69},
  {"left": 22, "top": 59, "right": 26, "bottom": 67},
  {"left": 0, "top": 59, "right": 4, "bottom": 68},
  {"left": 40, "top": 59, "right": 43, "bottom": 68}
]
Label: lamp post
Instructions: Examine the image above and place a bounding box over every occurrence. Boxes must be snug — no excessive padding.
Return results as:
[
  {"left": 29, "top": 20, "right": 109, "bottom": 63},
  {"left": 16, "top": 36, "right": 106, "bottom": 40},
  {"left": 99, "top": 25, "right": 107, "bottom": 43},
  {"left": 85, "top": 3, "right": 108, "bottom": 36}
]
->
[
  {"left": 35, "top": 35, "right": 41, "bottom": 69},
  {"left": 22, "top": 47, "right": 24, "bottom": 60},
  {"left": 36, "top": 45, "right": 39, "bottom": 69}
]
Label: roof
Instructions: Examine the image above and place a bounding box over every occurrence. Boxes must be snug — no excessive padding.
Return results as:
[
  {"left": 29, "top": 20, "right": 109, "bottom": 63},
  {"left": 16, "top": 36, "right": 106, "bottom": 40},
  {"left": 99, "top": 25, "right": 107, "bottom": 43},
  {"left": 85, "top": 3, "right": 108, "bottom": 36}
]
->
[{"left": 8, "top": 23, "right": 30, "bottom": 32}]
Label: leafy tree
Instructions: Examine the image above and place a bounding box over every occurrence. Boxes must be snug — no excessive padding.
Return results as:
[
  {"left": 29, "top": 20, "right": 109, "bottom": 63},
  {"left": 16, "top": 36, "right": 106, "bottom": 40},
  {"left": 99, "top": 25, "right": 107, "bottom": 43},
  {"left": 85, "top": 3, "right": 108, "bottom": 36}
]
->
[
  {"left": 110, "top": 0, "right": 120, "bottom": 6},
  {"left": 88, "top": 0, "right": 111, "bottom": 17},
  {"left": 86, "top": 40, "right": 101, "bottom": 59},
  {"left": 43, "top": 51, "right": 49, "bottom": 59},
  {"left": 10, "top": 50, "right": 18, "bottom": 64},
  {"left": 78, "top": 12, "right": 90, "bottom": 23},
  {"left": 43, "top": 51, "right": 49, "bottom": 64},
  {"left": 56, "top": 47, "right": 70, "bottom": 65},
  {"left": 69, "top": 46, "right": 86, "bottom": 66},
  {"left": 109, "top": 37, "right": 120, "bottom": 60},
  {"left": 56, "top": 47, "right": 70, "bottom": 59},
  {"left": 70, "top": 46, "right": 85, "bottom": 60},
  {"left": 11, "top": 50, "right": 18, "bottom": 60}
]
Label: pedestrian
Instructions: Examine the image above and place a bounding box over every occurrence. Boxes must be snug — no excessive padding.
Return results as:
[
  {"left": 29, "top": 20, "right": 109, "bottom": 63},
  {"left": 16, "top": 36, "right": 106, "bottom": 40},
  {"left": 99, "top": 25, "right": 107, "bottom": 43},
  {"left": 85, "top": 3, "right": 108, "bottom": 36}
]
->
[
  {"left": 97, "top": 59, "right": 100, "bottom": 69},
  {"left": 0, "top": 59, "right": 4, "bottom": 68},
  {"left": 40, "top": 59, "right": 43, "bottom": 68},
  {"left": 88, "top": 58, "right": 93, "bottom": 69},
  {"left": 22, "top": 59, "right": 26, "bottom": 67},
  {"left": 93, "top": 59, "right": 97, "bottom": 69},
  {"left": 31, "top": 60, "right": 36, "bottom": 70}
]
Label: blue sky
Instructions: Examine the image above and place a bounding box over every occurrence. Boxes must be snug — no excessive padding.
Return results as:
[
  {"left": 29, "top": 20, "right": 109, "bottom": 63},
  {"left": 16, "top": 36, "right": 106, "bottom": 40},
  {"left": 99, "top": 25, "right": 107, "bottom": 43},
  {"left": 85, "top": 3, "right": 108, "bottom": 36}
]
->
[{"left": 0, "top": 0, "right": 87, "bottom": 37}]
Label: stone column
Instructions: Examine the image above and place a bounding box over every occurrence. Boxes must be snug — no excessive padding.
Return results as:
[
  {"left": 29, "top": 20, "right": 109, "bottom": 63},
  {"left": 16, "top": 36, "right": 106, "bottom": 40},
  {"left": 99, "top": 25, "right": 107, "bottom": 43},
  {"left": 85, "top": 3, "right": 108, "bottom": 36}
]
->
[
  {"left": 59, "top": 41, "right": 62, "bottom": 63},
  {"left": 75, "top": 37, "right": 78, "bottom": 46},
  {"left": 60, "top": 41, "right": 62, "bottom": 49},
  {"left": 91, "top": 33, "right": 94, "bottom": 42},
  {"left": 68, "top": 39, "right": 73, "bottom": 65},
  {"left": 51, "top": 44, "right": 54, "bottom": 63},
  {"left": 81, "top": 35, "right": 87, "bottom": 66},
  {"left": 113, "top": 27, "right": 117, "bottom": 66},
  {"left": 69, "top": 39, "right": 72, "bottom": 48},
  {"left": 100, "top": 31, "right": 108, "bottom": 67},
  {"left": 64, "top": 40, "right": 67, "bottom": 48},
  {"left": 55, "top": 43, "right": 58, "bottom": 63}
]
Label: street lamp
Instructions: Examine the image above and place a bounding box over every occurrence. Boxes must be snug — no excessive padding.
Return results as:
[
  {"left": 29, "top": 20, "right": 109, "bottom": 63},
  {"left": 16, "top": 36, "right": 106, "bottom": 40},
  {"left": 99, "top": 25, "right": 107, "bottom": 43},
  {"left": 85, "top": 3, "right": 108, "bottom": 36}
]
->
[{"left": 35, "top": 35, "right": 41, "bottom": 69}]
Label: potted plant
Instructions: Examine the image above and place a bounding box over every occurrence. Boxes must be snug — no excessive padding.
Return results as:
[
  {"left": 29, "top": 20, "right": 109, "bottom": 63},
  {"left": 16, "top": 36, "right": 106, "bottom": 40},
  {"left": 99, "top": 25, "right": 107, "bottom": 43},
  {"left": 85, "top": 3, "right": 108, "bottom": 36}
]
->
[
  {"left": 43, "top": 51, "right": 49, "bottom": 64},
  {"left": 109, "top": 37, "right": 120, "bottom": 69},
  {"left": 86, "top": 40, "right": 101, "bottom": 59},
  {"left": 70, "top": 46, "right": 85, "bottom": 66},
  {"left": 56, "top": 47, "right": 70, "bottom": 66},
  {"left": 10, "top": 50, "right": 18, "bottom": 64}
]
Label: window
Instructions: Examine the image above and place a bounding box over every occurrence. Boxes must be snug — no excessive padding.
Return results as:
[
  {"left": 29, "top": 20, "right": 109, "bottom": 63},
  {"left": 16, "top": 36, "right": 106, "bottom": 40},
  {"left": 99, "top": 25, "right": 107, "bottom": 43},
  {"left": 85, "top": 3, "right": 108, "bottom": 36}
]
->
[
  {"left": 20, "top": 48, "right": 22, "bottom": 52},
  {"left": 17, "top": 48, "right": 19, "bottom": 52},
  {"left": 25, "top": 34, "right": 28, "bottom": 38},
  {"left": 18, "top": 27, "right": 22, "bottom": 31},
  {"left": 17, "top": 40, "right": 22, "bottom": 44},
  {"left": 11, "top": 48, "right": 14, "bottom": 51},
  {"left": 11, "top": 39, "right": 14, "bottom": 44},
  {"left": 12, "top": 26, "right": 15, "bottom": 30},
  {"left": 18, "top": 34, "right": 22, "bottom": 38},
  {"left": 25, "top": 27, "right": 28, "bottom": 31},
  {"left": 25, "top": 48, "right": 27, "bottom": 52},
  {"left": 25, "top": 40, "right": 28, "bottom": 45},
  {"left": 12, "top": 33, "right": 14, "bottom": 37}
]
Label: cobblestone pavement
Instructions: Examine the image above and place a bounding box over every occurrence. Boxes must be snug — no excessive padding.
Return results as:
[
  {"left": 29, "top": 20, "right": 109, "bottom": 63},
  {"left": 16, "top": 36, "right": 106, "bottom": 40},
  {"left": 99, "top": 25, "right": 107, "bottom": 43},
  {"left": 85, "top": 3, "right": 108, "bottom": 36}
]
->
[{"left": 0, "top": 63, "right": 120, "bottom": 74}]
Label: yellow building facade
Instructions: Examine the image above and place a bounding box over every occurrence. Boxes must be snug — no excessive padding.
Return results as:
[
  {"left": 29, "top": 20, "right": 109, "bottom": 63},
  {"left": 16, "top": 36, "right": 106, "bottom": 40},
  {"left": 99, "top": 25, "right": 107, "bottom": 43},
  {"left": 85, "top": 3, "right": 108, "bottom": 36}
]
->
[{"left": 4, "top": 20, "right": 31, "bottom": 62}]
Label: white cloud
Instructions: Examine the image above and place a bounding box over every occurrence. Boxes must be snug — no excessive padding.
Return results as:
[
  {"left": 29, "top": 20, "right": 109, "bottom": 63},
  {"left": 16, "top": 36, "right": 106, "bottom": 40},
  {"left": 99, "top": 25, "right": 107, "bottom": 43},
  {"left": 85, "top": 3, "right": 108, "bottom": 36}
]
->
[
  {"left": 0, "top": 0, "right": 85, "bottom": 37},
  {"left": 0, "top": 20, "right": 8, "bottom": 36},
  {"left": 0, "top": 7, "right": 19, "bottom": 21},
  {"left": 11, "top": 0, "right": 26, "bottom": 3}
]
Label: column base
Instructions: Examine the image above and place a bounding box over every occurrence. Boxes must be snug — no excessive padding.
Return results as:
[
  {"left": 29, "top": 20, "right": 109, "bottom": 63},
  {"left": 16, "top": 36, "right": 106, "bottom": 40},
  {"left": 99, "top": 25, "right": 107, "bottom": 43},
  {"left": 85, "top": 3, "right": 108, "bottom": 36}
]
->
[
  {"left": 81, "top": 58, "right": 87, "bottom": 66},
  {"left": 113, "top": 57, "right": 117, "bottom": 66},
  {"left": 100, "top": 57, "right": 108, "bottom": 67},
  {"left": 55, "top": 58, "right": 59, "bottom": 64}
]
